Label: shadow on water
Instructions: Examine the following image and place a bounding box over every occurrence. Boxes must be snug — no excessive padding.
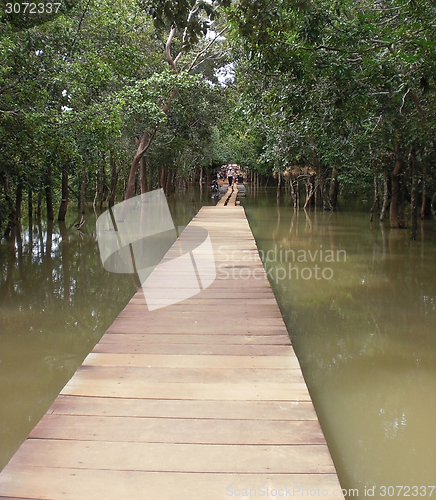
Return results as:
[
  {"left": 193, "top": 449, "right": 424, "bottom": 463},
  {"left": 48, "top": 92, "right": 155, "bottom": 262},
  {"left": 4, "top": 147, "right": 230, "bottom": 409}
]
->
[
  {"left": 0, "top": 187, "right": 214, "bottom": 471},
  {"left": 242, "top": 187, "right": 436, "bottom": 498}
]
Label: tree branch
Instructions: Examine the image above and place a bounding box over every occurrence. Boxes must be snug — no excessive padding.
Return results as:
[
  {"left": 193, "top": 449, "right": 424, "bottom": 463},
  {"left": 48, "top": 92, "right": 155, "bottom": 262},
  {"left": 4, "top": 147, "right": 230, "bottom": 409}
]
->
[
  {"left": 165, "top": 27, "right": 178, "bottom": 73},
  {"left": 185, "top": 25, "right": 229, "bottom": 74},
  {"left": 0, "top": 109, "right": 19, "bottom": 115}
]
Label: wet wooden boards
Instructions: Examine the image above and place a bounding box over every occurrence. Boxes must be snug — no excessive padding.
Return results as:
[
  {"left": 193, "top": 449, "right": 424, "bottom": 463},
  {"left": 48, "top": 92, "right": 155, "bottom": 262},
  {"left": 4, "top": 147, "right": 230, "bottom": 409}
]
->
[{"left": 0, "top": 205, "right": 344, "bottom": 500}]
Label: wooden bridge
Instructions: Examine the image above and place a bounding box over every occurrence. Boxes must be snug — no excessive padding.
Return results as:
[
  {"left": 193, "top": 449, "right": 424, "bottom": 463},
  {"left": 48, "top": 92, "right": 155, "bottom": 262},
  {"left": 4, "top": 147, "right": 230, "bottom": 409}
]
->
[{"left": 0, "top": 188, "right": 344, "bottom": 499}]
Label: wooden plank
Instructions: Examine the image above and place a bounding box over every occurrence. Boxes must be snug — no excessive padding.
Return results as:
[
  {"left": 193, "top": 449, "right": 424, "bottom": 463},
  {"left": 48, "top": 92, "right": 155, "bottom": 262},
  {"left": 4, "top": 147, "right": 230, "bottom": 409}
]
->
[
  {"left": 215, "top": 186, "right": 233, "bottom": 206},
  {"left": 12, "top": 440, "right": 334, "bottom": 473},
  {"left": 61, "top": 380, "right": 312, "bottom": 401},
  {"left": 105, "top": 323, "right": 288, "bottom": 335},
  {"left": 104, "top": 324, "right": 290, "bottom": 335},
  {"left": 56, "top": 365, "right": 307, "bottom": 384},
  {"left": 0, "top": 469, "right": 345, "bottom": 500},
  {"left": 48, "top": 396, "right": 319, "bottom": 420},
  {"left": 91, "top": 343, "right": 294, "bottom": 356},
  {"left": 84, "top": 333, "right": 291, "bottom": 345},
  {"left": 29, "top": 416, "right": 325, "bottom": 445},
  {"left": 81, "top": 353, "right": 301, "bottom": 369}
]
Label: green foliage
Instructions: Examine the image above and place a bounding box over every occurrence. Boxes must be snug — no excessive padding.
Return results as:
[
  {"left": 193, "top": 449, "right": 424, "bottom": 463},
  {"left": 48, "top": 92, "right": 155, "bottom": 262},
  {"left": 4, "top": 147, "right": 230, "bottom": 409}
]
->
[
  {"left": 2, "top": 0, "right": 436, "bottom": 232},
  {"left": 227, "top": 0, "right": 436, "bottom": 202}
]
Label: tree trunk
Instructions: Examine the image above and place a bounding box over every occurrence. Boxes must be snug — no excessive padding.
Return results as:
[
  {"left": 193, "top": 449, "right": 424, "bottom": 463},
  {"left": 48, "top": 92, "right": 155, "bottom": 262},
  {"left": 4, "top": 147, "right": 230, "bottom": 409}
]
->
[
  {"left": 28, "top": 189, "right": 33, "bottom": 222},
  {"left": 276, "top": 172, "right": 281, "bottom": 199},
  {"left": 290, "top": 175, "right": 299, "bottom": 209},
  {"left": 160, "top": 165, "right": 167, "bottom": 192},
  {"left": 380, "top": 169, "right": 390, "bottom": 221},
  {"left": 37, "top": 190, "right": 42, "bottom": 219},
  {"left": 80, "top": 165, "right": 86, "bottom": 214},
  {"left": 410, "top": 148, "right": 418, "bottom": 240},
  {"left": 370, "top": 175, "right": 379, "bottom": 222},
  {"left": 389, "top": 148, "right": 404, "bottom": 228},
  {"left": 148, "top": 165, "right": 154, "bottom": 192},
  {"left": 28, "top": 189, "right": 33, "bottom": 247},
  {"left": 166, "top": 167, "right": 175, "bottom": 194},
  {"left": 140, "top": 156, "right": 147, "bottom": 194},
  {"left": 1, "top": 172, "right": 15, "bottom": 236},
  {"left": 399, "top": 164, "right": 409, "bottom": 228},
  {"left": 125, "top": 90, "right": 175, "bottom": 200},
  {"left": 421, "top": 164, "right": 427, "bottom": 219},
  {"left": 294, "top": 178, "right": 299, "bottom": 209},
  {"left": 108, "top": 154, "right": 118, "bottom": 207},
  {"left": 45, "top": 164, "right": 54, "bottom": 221},
  {"left": 125, "top": 131, "right": 151, "bottom": 200},
  {"left": 329, "top": 167, "right": 339, "bottom": 210},
  {"left": 100, "top": 157, "right": 107, "bottom": 208},
  {"left": 304, "top": 177, "right": 315, "bottom": 209},
  {"left": 431, "top": 192, "right": 436, "bottom": 219},
  {"left": 14, "top": 182, "right": 23, "bottom": 226},
  {"left": 58, "top": 164, "right": 69, "bottom": 221}
]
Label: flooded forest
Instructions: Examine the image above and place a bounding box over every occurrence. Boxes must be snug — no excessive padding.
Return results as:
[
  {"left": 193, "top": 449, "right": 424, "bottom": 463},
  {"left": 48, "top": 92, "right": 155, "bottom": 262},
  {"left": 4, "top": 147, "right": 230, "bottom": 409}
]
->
[{"left": 1, "top": 0, "right": 436, "bottom": 498}]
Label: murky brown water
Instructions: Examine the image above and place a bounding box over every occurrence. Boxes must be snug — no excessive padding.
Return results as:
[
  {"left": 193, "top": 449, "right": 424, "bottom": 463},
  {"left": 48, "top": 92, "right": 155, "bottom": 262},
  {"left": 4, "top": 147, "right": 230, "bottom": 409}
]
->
[
  {"left": 0, "top": 188, "right": 213, "bottom": 471},
  {"left": 243, "top": 188, "right": 436, "bottom": 499},
  {"left": 1, "top": 186, "right": 435, "bottom": 498}
]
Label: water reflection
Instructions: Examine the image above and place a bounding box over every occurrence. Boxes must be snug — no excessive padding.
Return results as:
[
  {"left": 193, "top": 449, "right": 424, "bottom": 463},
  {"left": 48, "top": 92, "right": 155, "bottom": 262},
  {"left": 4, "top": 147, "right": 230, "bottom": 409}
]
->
[
  {"left": 0, "top": 188, "right": 213, "bottom": 471},
  {"left": 243, "top": 188, "right": 436, "bottom": 498}
]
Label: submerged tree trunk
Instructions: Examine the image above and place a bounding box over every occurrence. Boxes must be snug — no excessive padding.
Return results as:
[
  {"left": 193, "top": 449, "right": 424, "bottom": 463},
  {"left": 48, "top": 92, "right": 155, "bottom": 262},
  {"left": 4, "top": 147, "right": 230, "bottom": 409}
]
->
[
  {"left": 1, "top": 172, "right": 15, "bottom": 236},
  {"left": 304, "top": 176, "right": 315, "bottom": 209},
  {"left": 380, "top": 169, "right": 390, "bottom": 221},
  {"left": 329, "top": 167, "right": 339, "bottom": 210},
  {"left": 80, "top": 165, "right": 86, "bottom": 214},
  {"left": 389, "top": 148, "right": 404, "bottom": 228},
  {"left": 100, "top": 157, "right": 107, "bottom": 208},
  {"left": 370, "top": 174, "right": 380, "bottom": 222},
  {"left": 431, "top": 192, "right": 436, "bottom": 219},
  {"left": 160, "top": 165, "right": 167, "bottom": 192},
  {"left": 108, "top": 154, "right": 118, "bottom": 207},
  {"left": 36, "top": 190, "right": 42, "bottom": 219},
  {"left": 58, "top": 164, "right": 69, "bottom": 221},
  {"left": 399, "top": 164, "right": 409, "bottom": 228},
  {"left": 28, "top": 189, "right": 33, "bottom": 222},
  {"left": 14, "top": 182, "right": 23, "bottom": 226},
  {"left": 166, "top": 167, "right": 175, "bottom": 194},
  {"left": 45, "top": 164, "right": 54, "bottom": 221},
  {"left": 290, "top": 174, "right": 299, "bottom": 210},
  {"left": 410, "top": 149, "right": 418, "bottom": 240},
  {"left": 421, "top": 164, "right": 427, "bottom": 219}
]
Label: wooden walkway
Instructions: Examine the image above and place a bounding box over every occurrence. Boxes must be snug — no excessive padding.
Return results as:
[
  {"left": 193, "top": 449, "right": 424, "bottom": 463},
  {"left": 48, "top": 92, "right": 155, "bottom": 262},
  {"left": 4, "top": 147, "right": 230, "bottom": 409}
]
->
[
  {"left": 0, "top": 201, "right": 344, "bottom": 499},
  {"left": 216, "top": 183, "right": 239, "bottom": 206}
]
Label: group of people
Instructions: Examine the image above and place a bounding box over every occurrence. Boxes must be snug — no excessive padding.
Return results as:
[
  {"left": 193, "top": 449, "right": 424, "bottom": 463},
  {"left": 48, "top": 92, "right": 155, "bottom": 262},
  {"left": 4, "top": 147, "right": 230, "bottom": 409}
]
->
[{"left": 215, "top": 164, "right": 241, "bottom": 186}]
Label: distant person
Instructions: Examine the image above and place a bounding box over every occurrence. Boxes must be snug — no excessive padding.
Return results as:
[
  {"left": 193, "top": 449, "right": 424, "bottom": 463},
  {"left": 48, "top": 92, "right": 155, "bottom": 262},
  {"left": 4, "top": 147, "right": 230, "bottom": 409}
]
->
[{"left": 227, "top": 168, "right": 233, "bottom": 187}]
